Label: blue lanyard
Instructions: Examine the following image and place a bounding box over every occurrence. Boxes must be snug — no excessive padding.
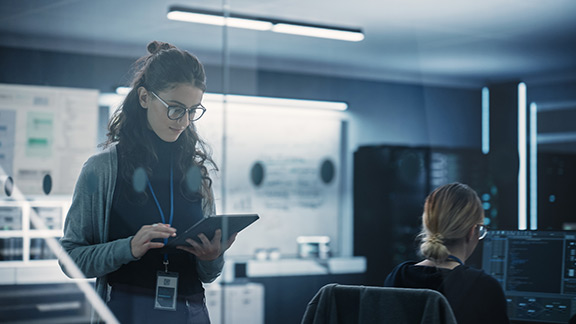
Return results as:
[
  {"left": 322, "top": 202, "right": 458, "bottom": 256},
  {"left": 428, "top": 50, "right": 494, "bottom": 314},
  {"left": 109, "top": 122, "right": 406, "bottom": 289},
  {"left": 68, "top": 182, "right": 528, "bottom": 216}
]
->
[
  {"left": 447, "top": 255, "right": 464, "bottom": 266},
  {"left": 147, "top": 164, "right": 174, "bottom": 263}
]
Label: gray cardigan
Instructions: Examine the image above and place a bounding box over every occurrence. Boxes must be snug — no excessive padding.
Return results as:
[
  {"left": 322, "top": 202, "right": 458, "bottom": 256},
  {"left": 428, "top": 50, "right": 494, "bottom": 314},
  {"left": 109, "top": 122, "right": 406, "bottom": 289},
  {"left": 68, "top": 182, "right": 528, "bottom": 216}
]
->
[{"left": 59, "top": 146, "right": 224, "bottom": 310}]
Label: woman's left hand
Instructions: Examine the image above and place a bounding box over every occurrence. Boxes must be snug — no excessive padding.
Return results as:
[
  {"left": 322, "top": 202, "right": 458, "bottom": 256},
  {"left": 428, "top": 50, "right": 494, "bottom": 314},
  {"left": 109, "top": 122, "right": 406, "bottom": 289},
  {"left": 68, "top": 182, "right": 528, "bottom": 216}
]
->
[{"left": 176, "top": 229, "right": 237, "bottom": 261}]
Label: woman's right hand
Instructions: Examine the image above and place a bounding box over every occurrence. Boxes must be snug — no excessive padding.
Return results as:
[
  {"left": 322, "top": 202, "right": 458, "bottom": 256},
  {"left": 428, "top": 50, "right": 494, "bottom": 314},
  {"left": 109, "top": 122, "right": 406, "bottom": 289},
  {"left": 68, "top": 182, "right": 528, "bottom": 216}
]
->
[{"left": 130, "top": 223, "right": 176, "bottom": 258}]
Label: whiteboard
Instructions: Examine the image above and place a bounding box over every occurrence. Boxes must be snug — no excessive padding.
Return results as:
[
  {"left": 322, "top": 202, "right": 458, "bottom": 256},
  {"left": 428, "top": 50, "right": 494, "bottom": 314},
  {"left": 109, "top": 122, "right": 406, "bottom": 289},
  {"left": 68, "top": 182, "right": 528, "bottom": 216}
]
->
[
  {"left": 0, "top": 84, "right": 99, "bottom": 196},
  {"left": 197, "top": 97, "right": 344, "bottom": 257}
]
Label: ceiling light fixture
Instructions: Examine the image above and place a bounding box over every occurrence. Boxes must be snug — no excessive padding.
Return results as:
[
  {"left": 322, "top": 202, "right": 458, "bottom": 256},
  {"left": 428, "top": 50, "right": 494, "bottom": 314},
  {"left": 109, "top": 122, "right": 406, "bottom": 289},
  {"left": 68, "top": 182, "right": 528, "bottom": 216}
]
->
[
  {"left": 167, "top": 9, "right": 273, "bottom": 31},
  {"left": 167, "top": 6, "right": 364, "bottom": 42}
]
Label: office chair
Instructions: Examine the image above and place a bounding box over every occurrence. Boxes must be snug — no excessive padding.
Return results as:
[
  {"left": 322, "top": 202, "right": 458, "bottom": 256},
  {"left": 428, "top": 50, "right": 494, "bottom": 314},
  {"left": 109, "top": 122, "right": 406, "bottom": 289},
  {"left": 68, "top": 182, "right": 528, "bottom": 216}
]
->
[{"left": 301, "top": 283, "right": 457, "bottom": 324}]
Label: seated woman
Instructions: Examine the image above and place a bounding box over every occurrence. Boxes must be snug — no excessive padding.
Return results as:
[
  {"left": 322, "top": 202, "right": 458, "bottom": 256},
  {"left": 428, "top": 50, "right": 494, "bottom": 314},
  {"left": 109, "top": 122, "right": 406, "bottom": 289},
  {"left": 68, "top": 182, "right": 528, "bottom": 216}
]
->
[{"left": 384, "top": 182, "right": 509, "bottom": 324}]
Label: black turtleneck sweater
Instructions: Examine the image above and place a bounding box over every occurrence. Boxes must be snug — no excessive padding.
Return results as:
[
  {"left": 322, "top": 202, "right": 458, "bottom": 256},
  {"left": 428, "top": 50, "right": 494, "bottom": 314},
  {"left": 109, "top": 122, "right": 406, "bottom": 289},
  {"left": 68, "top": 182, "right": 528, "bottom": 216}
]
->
[{"left": 108, "top": 132, "right": 205, "bottom": 295}]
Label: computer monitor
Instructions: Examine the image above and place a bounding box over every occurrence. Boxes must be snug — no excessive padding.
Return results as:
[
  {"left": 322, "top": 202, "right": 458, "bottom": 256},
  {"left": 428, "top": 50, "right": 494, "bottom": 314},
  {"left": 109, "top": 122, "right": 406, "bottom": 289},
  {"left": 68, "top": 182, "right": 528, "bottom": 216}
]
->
[{"left": 482, "top": 230, "right": 576, "bottom": 323}]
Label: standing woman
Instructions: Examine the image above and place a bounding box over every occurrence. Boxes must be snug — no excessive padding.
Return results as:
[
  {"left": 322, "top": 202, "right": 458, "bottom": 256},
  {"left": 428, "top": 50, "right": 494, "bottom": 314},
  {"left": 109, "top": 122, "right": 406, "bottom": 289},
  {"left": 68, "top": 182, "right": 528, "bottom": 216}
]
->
[
  {"left": 60, "top": 41, "right": 235, "bottom": 323},
  {"left": 384, "top": 182, "right": 509, "bottom": 324}
]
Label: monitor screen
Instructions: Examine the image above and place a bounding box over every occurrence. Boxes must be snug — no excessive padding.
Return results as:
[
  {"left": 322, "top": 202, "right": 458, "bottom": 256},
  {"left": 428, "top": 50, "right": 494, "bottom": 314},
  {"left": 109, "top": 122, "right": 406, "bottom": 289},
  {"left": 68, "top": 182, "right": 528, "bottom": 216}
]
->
[{"left": 482, "top": 230, "right": 576, "bottom": 323}]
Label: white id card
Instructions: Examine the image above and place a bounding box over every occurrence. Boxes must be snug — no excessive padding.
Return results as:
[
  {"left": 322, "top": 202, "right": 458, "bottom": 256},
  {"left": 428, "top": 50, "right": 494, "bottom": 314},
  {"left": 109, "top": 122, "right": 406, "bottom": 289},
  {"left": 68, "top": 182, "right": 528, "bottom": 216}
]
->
[{"left": 155, "top": 271, "right": 179, "bottom": 311}]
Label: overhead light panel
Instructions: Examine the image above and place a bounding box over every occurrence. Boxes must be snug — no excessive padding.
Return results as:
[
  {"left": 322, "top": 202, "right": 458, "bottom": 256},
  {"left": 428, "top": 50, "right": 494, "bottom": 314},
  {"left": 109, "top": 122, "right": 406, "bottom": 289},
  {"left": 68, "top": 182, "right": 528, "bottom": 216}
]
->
[
  {"left": 167, "top": 9, "right": 273, "bottom": 31},
  {"left": 115, "top": 86, "right": 131, "bottom": 95},
  {"left": 272, "top": 23, "right": 364, "bottom": 42},
  {"left": 167, "top": 6, "right": 364, "bottom": 42}
]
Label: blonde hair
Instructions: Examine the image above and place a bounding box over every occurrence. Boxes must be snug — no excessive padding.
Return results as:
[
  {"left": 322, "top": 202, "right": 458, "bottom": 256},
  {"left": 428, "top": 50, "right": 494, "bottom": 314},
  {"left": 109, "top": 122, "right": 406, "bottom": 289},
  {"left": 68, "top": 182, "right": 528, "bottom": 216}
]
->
[{"left": 418, "top": 182, "right": 484, "bottom": 263}]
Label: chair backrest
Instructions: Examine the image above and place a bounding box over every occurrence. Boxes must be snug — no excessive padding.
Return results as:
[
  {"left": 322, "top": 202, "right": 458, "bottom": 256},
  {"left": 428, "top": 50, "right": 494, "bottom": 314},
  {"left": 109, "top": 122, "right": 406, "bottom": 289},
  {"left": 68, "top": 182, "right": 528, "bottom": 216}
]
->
[{"left": 301, "top": 283, "right": 457, "bottom": 324}]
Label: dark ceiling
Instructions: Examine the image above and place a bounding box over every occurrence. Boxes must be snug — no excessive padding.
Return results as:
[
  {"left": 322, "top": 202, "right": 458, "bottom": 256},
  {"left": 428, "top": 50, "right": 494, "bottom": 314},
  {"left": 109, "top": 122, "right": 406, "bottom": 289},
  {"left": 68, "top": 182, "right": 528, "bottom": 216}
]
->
[{"left": 1, "top": 0, "right": 576, "bottom": 87}]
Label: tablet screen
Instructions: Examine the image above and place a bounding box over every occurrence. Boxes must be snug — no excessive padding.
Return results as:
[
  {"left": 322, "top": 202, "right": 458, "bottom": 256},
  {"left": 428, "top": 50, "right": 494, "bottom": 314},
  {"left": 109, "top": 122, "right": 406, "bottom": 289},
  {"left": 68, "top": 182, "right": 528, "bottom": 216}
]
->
[{"left": 165, "top": 214, "right": 259, "bottom": 248}]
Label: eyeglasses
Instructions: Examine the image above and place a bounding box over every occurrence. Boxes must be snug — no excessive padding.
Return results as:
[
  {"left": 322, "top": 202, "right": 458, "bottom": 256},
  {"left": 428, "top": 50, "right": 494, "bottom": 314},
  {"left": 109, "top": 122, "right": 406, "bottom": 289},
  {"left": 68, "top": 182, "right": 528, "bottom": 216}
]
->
[
  {"left": 476, "top": 224, "right": 488, "bottom": 240},
  {"left": 150, "top": 91, "right": 206, "bottom": 121}
]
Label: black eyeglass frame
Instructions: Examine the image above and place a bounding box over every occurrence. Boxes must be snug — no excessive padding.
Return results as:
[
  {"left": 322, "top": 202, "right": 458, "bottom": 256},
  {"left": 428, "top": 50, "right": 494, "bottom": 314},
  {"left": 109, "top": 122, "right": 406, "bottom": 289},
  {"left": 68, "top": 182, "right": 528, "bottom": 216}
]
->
[{"left": 150, "top": 91, "right": 206, "bottom": 122}]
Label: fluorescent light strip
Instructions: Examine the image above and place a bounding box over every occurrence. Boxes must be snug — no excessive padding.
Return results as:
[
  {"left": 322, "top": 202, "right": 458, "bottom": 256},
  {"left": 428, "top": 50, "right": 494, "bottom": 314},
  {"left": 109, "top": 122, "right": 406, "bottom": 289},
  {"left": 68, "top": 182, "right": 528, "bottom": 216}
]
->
[
  {"left": 230, "top": 94, "right": 348, "bottom": 111},
  {"left": 167, "top": 7, "right": 364, "bottom": 42},
  {"left": 168, "top": 11, "right": 273, "bottom": 31},
  {"left": 204, "top": 93, "right": 348, "bottom": 111},
  {"left": 99, "top": 93, "right": 124, "bottom": 109},
  {"left": 482, "top": 87, "right": 490, "bottom": 155},
  {"left": 226, "top": 17, "right": 273, "bottom": 30},
  {"left": 529, "top": 102, "right": 538, "bottom": 230},
  {"left": 272, "top": 23, "right": 364, "bottom": 42},
  {"left": 518, "top": 82, "right": 527, "bottom": 230},
  {"left": 115, "top": 86, "right": 131, "bottom": 95}
]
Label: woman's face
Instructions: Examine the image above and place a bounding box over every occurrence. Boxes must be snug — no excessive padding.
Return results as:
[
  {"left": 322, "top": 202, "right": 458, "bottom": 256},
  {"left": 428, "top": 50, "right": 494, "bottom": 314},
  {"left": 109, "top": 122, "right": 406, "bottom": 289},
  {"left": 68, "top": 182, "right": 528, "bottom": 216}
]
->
[{"left": 138, "top": 84, "right": 204, "bottom": 142}]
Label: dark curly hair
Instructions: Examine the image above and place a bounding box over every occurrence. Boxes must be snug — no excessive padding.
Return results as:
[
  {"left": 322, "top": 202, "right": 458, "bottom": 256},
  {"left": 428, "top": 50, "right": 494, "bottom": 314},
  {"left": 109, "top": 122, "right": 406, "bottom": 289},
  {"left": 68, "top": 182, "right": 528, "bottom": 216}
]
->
[{"left": 102, "top": 41, "right": 216, "bottom": 207}]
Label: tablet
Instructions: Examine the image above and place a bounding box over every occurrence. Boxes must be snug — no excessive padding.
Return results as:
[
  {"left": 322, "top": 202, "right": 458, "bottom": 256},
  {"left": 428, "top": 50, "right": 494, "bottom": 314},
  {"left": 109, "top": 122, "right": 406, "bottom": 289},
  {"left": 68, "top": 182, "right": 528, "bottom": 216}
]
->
[{"left": 166, "top": 214, "right": 259, "bottom": 248}]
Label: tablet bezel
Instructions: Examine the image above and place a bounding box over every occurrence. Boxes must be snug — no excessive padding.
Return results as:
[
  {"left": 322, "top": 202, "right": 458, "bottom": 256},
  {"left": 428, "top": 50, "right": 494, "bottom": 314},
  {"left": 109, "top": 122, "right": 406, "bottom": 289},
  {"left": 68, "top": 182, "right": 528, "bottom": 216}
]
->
[{"left": 165, "top": 213, "right": 259, "bottom": 248}]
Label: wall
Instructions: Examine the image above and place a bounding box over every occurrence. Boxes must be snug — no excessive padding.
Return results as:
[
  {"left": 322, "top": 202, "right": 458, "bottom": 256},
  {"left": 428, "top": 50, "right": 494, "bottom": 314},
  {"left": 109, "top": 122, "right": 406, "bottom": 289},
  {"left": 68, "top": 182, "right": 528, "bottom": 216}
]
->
[
  {"left": 0, "top": 45, "right": 484, "bottom": 256},
  {"left": 0, "top": 45, "right": 482, "bottom": 148}
]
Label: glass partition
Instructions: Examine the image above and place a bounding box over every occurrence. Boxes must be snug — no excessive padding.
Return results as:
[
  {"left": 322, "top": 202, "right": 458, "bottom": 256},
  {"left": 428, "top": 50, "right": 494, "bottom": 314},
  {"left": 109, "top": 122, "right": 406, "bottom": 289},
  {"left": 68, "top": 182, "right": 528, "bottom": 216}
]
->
[{"left": 1, "top": 1, "right": 574, "bottom": 323}]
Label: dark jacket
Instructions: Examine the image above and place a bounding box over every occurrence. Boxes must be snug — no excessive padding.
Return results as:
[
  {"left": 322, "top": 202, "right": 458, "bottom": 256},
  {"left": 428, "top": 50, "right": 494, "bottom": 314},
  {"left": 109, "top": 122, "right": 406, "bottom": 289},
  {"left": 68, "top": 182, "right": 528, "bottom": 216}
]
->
[{"left": 384, "top": 261, "right": 509, "bottom": 324}]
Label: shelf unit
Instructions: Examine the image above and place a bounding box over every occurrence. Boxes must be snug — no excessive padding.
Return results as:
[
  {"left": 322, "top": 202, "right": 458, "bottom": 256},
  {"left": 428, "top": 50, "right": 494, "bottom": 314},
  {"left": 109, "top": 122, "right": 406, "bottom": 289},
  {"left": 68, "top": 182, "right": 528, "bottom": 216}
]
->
[{"left": 0, "top": 195, "right": 71, "bottom": 284}]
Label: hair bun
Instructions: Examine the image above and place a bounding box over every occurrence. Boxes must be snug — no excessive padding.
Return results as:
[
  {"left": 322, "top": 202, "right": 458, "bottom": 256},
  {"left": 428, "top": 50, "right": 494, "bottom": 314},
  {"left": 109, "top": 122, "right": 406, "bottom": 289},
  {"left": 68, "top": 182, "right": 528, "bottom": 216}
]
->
[
  {"left": 147, "top": 41, "right": 175, "bottom": 54},
  {"left": 427, "top": 233, "right": 444, "bottom": 246}
]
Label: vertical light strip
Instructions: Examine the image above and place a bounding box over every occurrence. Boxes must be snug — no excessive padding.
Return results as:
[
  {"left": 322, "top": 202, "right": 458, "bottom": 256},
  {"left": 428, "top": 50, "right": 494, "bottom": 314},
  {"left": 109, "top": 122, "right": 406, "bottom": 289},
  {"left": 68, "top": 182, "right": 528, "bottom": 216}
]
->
[
  {"left": 482, "top": 87, "right": 490, "bottom": 154},
  {"left": 518, "top": 82, "right": 527, "bottom": 230},
  {"left": 530, "top": 102, "right": 538, "bottom": 230}
]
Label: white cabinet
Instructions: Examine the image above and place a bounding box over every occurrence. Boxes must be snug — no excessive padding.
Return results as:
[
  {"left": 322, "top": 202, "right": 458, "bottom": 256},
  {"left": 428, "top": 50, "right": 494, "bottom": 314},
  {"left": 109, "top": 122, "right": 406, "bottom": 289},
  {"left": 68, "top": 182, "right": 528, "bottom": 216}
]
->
[{"left": 205, "top": 283, "right": 265, "bottom": 324}]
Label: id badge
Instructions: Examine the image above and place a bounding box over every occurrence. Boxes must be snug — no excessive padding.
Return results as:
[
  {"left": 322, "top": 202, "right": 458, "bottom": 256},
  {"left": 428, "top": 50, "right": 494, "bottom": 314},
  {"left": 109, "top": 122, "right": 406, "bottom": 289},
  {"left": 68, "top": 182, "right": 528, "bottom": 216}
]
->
[{"left": 155, "top": 271, "right": 179, "bottom": 311}]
